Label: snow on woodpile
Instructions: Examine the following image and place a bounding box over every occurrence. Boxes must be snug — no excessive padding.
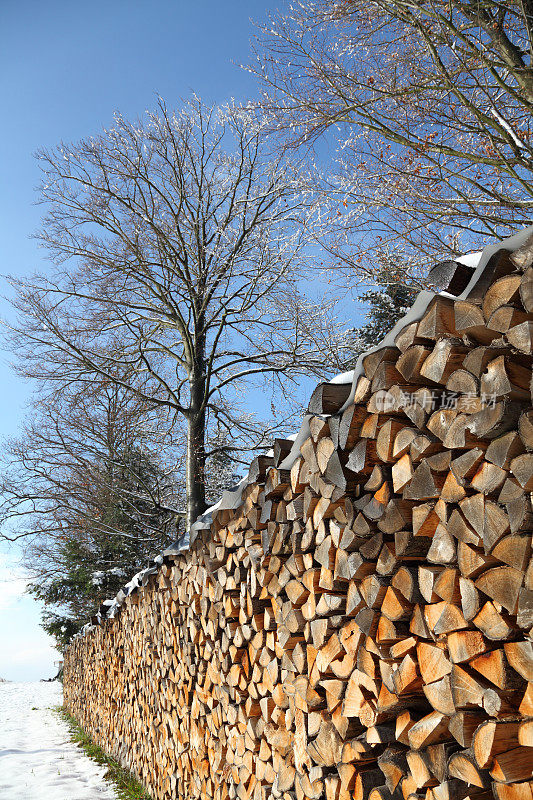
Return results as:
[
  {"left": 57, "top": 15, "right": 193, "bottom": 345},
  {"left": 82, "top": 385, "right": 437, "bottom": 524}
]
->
[{"left": 64, "top": 225, "right": 533, "bottom": 800}]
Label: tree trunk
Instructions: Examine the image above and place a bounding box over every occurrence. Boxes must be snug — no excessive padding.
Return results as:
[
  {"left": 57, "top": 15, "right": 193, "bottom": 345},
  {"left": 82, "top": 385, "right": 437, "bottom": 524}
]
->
[{"left": 186, "top": 373, "right": 207, "bottom": 532}]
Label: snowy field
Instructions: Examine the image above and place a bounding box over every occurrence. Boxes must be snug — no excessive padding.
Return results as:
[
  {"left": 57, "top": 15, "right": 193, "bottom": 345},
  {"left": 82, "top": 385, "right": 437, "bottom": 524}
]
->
[{"left": 0, "top": 681, "right": 118, "bottom": 799}]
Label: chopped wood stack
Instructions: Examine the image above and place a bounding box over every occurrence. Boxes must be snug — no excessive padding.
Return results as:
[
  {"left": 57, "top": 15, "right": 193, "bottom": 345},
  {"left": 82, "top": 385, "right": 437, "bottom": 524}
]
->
[{"left": 64, "top": 239, "right": 533, "bottom": 800}]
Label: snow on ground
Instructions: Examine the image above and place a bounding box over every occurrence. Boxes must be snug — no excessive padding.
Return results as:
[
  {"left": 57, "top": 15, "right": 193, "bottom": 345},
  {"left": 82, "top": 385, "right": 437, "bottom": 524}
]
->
[{"left": 0, "top": 681, "right": 118, "bottom": 799}]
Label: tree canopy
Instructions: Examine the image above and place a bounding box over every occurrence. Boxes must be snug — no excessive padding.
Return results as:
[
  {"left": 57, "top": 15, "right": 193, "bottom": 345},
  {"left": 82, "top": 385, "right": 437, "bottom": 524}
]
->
[
  {"left": 251, "top": 0, "right": 533, "bottom": 267},
  {"left": 6, "top": 97, "right": 346, "bottom": 529}
]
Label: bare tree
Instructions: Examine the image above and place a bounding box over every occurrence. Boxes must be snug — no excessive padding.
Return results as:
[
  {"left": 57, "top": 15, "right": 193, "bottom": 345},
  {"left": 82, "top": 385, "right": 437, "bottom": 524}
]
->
[
  {"left": 251, "top": 0, "right": 533, "bottom": 266},
  {"left": 0, "top": 384, "right": 181, "bottom": 544},
  {"left": 0, "top": 384, "right": 180, "bottom": 645},
  {"left": 6, "top": 97, "right": 346, "bottom": 529}
]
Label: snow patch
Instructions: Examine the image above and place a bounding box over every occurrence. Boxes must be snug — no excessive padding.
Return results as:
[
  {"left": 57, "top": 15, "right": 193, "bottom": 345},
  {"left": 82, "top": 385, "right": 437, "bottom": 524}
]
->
[{"left": 0, "top": 681, "right": 118, "bottom": 799}]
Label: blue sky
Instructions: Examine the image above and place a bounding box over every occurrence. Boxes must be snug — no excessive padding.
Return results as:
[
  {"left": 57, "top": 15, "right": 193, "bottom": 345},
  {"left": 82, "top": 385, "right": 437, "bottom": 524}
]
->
[{"left": 0, "top": 0, "right": 302, "bottom": 681}]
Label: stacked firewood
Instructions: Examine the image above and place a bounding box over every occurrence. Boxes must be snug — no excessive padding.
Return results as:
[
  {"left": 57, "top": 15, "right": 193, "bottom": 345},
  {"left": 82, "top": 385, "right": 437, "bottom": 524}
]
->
[{"left": 64, "top": 243, "right": 533, "bottom": 800}]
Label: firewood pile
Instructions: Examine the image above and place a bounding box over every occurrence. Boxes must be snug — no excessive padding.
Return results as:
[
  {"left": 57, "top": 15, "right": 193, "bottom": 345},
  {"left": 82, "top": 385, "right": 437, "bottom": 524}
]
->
[{"left": 64, "top": 233, "right": 533, "bottom": 800}]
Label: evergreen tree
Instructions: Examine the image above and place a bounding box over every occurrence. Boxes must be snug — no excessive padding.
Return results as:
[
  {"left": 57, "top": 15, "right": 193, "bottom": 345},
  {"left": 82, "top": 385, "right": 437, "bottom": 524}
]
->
[
  {"left": 205, "top": 429, "right": 242, "bottom": 506},
  {"left": 26, "top": 444, "right": 176, "bottom": 649},
  {"left": 344, "top": 252, "right": 418, "bottom": 365}
]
